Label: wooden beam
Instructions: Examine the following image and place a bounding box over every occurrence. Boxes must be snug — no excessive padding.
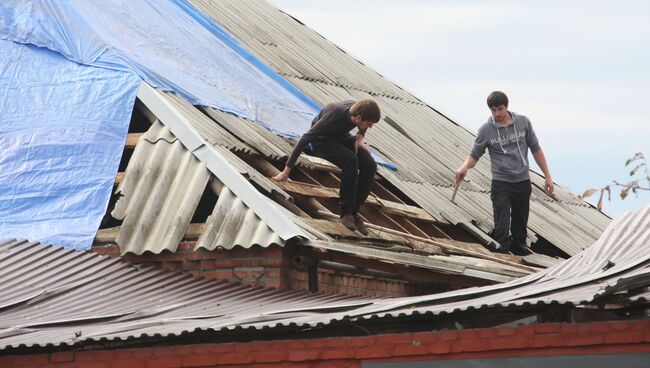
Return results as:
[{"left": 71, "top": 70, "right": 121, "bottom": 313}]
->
[
  {"left": 125, "top": 133, "right": 143, "bottom": 149},
  {"left": 95, "top": 223, "right": 205, "bottom": 244},
  {"left": 365, "top": 223, "right": 537, "bottom": 272},
  {"left": 315, "top": 210, "right": 536, "bottom": 272},
  {"left": 277, "top": 180, "right": 437, "bottom": 223},
  {"left": 303, "top": 217, "right": 440, "bottom": 254},
  {"left": 297, "top": 247, "right": 487, "bottom": 288},
  {"left": 372, "top": 179, "right": 407, "bottom": 204},
  {"left": 115, "top": 172, "right": 125, "bottom": 186},
  {"left": 301, "top": 155, "right": 340, "bottom": 173}
]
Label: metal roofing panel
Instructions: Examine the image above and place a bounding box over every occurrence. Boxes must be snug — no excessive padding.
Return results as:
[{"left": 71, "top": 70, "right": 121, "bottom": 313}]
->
[
  {"left": 346, "top": 204, "right": 650, "bottom": 320},
  {"left": 196, "top": 180, "right": 283, "bottom": 250},
  {"left": 161, "top": 93, "right": 250, "bottom": 152},
  {"left": 190, "top": 0, "right": 417, "bottom": 102},
  {"left": 135, "top": 84, "right": 311, "bottom": 245},
  {"left": 0, "top": 239, "right": 374, "bottom": 349},
  {"left": 112, "top": 121, "right": 211, "bottom": 255},
  {"left": 211, "top": 144, "right": 293, "bottom": 202},
  {"left": 111, "top": 120, "right": 298, "bottom": 255},
  {"left": 203, "top": 107, "right": 294, "bottom": 161},
  {"left": 0, "top": 204, "right": 647, "bottom": 350}
]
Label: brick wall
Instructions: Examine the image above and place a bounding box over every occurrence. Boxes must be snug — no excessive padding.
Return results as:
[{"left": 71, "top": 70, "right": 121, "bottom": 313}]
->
[
  {"left": 92, "top": 242, "right": 288, "bottom": 289},
  {"left": 92, "top": 243, "right": 425, "bottom": 297},
  {"left": 2, "top": 320, "right": 650, "bottom": 367}
]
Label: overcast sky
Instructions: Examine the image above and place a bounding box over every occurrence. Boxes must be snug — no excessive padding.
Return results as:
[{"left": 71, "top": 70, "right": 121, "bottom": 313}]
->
[{"left": 270, "top": 0, "right": 650, "bottom": 218}]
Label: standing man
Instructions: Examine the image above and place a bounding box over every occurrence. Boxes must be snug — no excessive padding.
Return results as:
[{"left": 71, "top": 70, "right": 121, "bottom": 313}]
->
[
  {"left": 272, "top": 99, "right": 381, "bottom": 236},
  {"left": 456, "top": 91, "right": 554, "bottom": 255}
]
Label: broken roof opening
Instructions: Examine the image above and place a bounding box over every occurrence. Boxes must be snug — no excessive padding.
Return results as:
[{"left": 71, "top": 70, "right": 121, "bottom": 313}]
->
[{"left": 94, "top": 88, "right": 557, "bottom": 292}]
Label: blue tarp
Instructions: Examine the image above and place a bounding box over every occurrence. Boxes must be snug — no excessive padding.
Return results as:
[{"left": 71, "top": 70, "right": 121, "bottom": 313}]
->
[
  {"left": 0, "top": 0, "right": 395, "bottom": 249},
  {"left": 0, "top": 39, "right": 140, "bottom": 249},
  {"left": 0, "top": 0, "right": 319, "bottom": 139}
]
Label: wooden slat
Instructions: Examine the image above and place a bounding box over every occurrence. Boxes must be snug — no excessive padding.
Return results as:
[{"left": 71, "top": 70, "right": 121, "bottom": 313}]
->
[
  {"left": 315, "top": 210, "right": 536, "bottom": 273},
  {"left": 277, "top": 180, "right": 437, "bottom": 222},
  {"left": 125, "top": 133, "right": 143, "bottom": 149},
  {"left": 114, "top": 172, "right": 125, "bottom": 186},
  {"left": 297, "top": 247, "right": 486, "bottom": 288},
  {"left": 302, "top": 154, "right": 340, "bottom": 173},
  {"left": 95, "top": 223, "right": 205, "bottom": 244}
]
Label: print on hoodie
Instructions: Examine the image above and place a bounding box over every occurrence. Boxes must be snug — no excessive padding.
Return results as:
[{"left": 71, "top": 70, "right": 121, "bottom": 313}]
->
[{"left": 470, "top": 112, "right": 541, "bottom": 183}]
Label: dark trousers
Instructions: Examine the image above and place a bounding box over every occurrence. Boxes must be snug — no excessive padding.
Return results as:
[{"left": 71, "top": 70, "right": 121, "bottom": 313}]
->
[
  {"left": 312, "top": 136, "right": 377, "bottom": 215},
  {"left": 490, "top": 179, "right": 532, "bottom": 249}
]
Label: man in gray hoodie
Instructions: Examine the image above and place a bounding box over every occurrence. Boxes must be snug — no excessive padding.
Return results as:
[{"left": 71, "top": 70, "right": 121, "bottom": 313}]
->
[{"left": 456, "top": 91, "right": 554, "bottom": 255}]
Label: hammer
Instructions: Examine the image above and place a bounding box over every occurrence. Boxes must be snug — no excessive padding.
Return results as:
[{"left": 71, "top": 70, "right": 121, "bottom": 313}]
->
[{"left": 451, "top": 177, "right": 462, "bottom": 203}]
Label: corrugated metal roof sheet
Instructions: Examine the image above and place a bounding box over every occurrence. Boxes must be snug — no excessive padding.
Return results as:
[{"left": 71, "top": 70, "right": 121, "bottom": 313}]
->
[
  {"left": 111, "top": 119, "right": 294, "bottom": 254},
  {"left": 161, "top": 92, "right": 251, "bottom": 152},
  {"left": 196, "top": 180, "right": 283, "bottom": 250},
  {"left": 187, "top": 0, "right": 611, "bottom": 255},
  {"left": 110, "top": 84, "right": 314, "bottom": 255},
  {"left": 112, "top": 121, "right": 211, "bottom": 255},
  {"left": 1, "top": 204, "right": 647, "bottom": 350},
  {"left": 341, "top": 203, "right": 650, "bottom": 320},
  {"left": 0, "top": 239, "right": 372, "bottom": 349}
]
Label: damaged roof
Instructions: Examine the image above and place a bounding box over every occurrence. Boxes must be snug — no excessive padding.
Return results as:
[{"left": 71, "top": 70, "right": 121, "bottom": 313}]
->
[
  {"left": 96, "top": 0, "right": 610, "bottom": 286},
  {"left": 105, "top": 84, "right": 538, "bottom": 284},
  {"left": 1, "top": 204, "right": 647, "bottom": 351}
]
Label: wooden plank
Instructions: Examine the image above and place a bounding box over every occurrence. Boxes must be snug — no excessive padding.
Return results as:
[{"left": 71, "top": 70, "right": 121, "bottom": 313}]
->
[
  {"left": 303, "top": 218, "right": 421, "bottom": 251},
  {"left": 315, "top": 210, "right": 537, "bottom": 273},
  {"left": 302, "top": 154, "right": 340, "bottom": 173},
  {"left": 297, "top": 247, "right": 488, "bottom": 288},
  {"left": 125, "top": 133, "right": 143, "bottom": 149},
  {"left": 277, "top": 180, "right": 437, "bottom": 222},
  {"left": 115, "top": 172, "right": 125, "bottom": 186},
  {"left": 303, "top": 217, "right": 358, "bottom": 237},
  {"left": 303, "top": 239, "right": 520, "bottom": 282},
  {"left": 522, "top": 253, "right": 562, "bottom": 268},
  {"left": 363, "top": 222, "right": 537, "bottom": 272},
  {"left": 95, "top": 223, "right": 205, "bottom": 244},
  {"left": 94, "top": 226, "right": 120, "bottom": 243}
]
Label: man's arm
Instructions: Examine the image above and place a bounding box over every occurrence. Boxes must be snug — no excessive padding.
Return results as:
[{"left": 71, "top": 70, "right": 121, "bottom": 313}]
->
[
  {"left": 532, "top": 149, "right": 554, "bottom": 195},
  {"left": 354, "top": 132, "right": 370, "bottom": 154},
  {"left": 272, "top": 135, "right": 310, "bottom": 183},
  {"left": 272, "top": 108, "right": 332, "bottom": 183},
  {"left": 456, "top": 127, "right": 487, "bottom": 182},
  {"left": 456, "top": 155, "right": 478, "bottom": 182}
]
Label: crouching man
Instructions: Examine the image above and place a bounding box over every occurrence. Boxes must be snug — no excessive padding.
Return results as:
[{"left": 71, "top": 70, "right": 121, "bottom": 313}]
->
[{"left": 273, "top": 99, "right": 381, "bottom": 235}]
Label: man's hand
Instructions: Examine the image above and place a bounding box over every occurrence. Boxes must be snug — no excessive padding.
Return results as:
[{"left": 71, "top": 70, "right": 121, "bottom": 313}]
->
[
  {"left": 455, "top": 156, "right": 477, "bottom": 183},
  {"left": 544, "top": 176, "right": 555, "bottom": 195},
  {"left": 455, "top": 165, "right": 468, "bottom": 183},
  {"left": 272, "top": 166, "right": 291, "bottom": 183},
  {"left": 354, "top": 134, "right": 370, "bottom": 154}
]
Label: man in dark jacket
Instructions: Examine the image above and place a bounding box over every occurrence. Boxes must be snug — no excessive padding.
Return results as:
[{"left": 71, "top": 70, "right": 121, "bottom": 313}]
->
[
  {"left": 456, "top": 91, "right": 554, "bottom": 255},
  {"left": 272, "top": 99, "right": 381, "bottom": 235}
]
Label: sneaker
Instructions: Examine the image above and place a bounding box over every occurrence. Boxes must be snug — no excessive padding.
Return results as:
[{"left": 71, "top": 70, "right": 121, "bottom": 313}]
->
[
  {"left": 340, "top": 213, "right": 358, "bottom": 232},
  {"left": 354, "top": 213, "right": 369, "bottom": 236}
]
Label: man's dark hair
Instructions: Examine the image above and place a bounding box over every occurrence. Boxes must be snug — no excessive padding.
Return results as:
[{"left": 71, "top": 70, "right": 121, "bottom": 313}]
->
[
  {"left": 350, "top": 99, "right": 381, "bottom": 123},
  {"left": 487, "top": 91, "right": 509, "bottom": 108}
]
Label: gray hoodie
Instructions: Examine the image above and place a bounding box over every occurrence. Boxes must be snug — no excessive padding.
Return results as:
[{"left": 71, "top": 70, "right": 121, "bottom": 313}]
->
[{"left": 470, "top": 112, "right": 541, "bottom": 183}]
